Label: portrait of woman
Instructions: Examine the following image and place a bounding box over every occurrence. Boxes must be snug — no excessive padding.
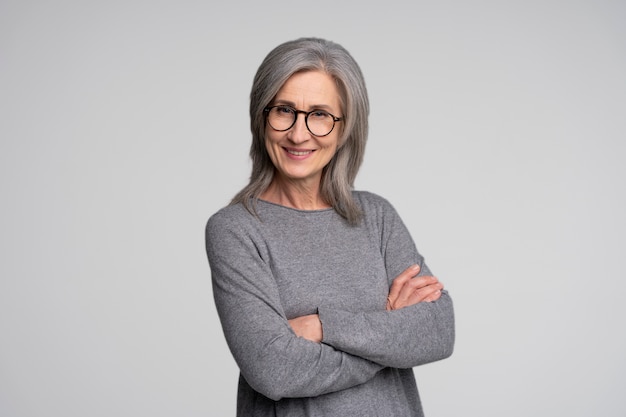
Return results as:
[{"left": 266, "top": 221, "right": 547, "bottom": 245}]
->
[
  {"left": 3, "top": 2, "right": 622, "bottom": 415},
  {"left": 205, "top": 37, "right": 455, "bottom": 416}
]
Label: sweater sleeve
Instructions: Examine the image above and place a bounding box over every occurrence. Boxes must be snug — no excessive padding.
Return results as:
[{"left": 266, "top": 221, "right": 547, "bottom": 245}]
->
[
  {"left": 205, "top": 210, "right": 384, "bottom": 401},
  {"left": 318, "top": 196, "right": 455, "bottom": 369}
]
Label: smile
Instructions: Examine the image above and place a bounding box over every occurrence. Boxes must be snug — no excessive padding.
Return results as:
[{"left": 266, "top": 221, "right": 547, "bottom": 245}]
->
[{"left": 286, "top": 149, "right": 314, "bottom": 156}]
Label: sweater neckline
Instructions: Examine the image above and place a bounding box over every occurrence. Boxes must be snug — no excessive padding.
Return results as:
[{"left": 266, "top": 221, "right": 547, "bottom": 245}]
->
[{"left": 257, "top": 198, "right": 335, "bottom": 214}]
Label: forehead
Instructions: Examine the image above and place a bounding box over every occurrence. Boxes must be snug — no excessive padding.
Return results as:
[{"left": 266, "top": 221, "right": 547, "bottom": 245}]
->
[{"left": 275, "top": 71, "right": 341, "bottom": 111}]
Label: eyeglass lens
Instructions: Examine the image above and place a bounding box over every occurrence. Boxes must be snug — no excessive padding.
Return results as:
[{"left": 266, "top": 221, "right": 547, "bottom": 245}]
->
[{"left": 267, "top": 106, "right": 336, "bottom": 137}]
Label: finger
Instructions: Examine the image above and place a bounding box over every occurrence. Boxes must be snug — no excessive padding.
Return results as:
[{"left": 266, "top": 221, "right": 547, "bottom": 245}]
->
[
  {"left": 409, "top": 282, "right": 443, "bottom": 304},
  {"left": 425, "top": 280, "right": 445, "bottom": 302},
  {"left": 404, "top": 275, "right": 439, "bottom": 292},
  {"left": 387, "top": 265, "right": 420, "bottom": 308},
  {"left": 423, "top": 289, "right": 443, "bottom": 302},
  {"left": 396, "top": 281, "right": 442, "bottom": 308}
]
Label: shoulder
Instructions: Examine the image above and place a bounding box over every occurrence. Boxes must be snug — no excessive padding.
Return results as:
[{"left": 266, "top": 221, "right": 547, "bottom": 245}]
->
[
  {"left": 205, "top": 203, "right": 270, "bottom": 262},
  {"left": 352, "top": 190, "right": 398, "bottom": 215},
  {"left": 351, "top": 190, "right": 407, "bottom": 232},
  {"left": 205, "top": 203, "right": 258, "bottom": 239},
  {"left": 207, "top": 202, "right": 244, "bottom": 226}
]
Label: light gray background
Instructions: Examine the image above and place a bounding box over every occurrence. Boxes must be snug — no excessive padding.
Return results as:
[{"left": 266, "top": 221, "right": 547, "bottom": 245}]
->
[{"left": 1, "top": 0, "right": 624, "bottom": 416}]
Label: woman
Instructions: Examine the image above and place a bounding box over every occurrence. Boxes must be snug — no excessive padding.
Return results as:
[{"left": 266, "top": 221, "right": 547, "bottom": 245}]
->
[{"left": 205, "top": 37, "right": 454, "bottom": 416}]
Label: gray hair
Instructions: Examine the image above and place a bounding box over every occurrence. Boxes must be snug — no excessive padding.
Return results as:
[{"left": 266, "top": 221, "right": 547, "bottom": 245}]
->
[{"left": 231, "top": 37, "right": 369, "bottom": 225}]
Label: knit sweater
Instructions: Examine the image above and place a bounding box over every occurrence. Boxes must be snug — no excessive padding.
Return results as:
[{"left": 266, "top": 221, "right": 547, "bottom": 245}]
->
[{"left": 205, "top": 191, "right": 455, "bottom": 416}]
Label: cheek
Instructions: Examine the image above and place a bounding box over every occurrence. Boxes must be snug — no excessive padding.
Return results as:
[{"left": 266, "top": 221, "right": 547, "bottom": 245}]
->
[
  {"left": 335, "top": 126, "right": 348, "bottom": 149},
  {"left": 263, "top": 134, "right": 283, "bottom": 167},
  {"left": 264, "top": 137, "right": 276, "bottom": 160},
  {"left": 328, "top": 132, "right": 343, "bottom": 153},
  {"left": 264, "top": 129, "right": 279, "bottom": 150}
]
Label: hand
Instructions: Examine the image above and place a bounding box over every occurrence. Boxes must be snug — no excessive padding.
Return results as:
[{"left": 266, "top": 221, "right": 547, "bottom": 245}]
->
[
  {"left": 386, "top": 264, "right": 443, "bottom": 311},
  {"left": 288, "top": 314, "right": 323, "bottom": 343}
]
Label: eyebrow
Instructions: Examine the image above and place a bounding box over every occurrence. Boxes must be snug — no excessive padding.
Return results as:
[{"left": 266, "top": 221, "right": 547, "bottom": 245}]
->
[{"left": 272, "top": 100, "right": 337, "bottom": 113}]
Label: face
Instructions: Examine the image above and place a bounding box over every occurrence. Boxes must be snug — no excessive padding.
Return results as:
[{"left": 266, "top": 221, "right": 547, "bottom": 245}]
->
[{"left": 265, "top": 70, "right": 343, "bottom": 187}]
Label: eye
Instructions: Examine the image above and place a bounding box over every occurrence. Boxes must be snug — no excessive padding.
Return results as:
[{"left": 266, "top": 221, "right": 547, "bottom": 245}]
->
[
  {"left": 309, "top": 110, "right": 331, "bottom": 119},
  {"left": 275, "top": 105, "right": 295, "bottom": 115}
]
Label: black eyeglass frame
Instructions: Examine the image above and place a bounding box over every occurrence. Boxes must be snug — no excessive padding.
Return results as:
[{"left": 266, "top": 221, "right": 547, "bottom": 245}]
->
[{"left": 263, "top": 105, "right": 344, "bottom": 137}]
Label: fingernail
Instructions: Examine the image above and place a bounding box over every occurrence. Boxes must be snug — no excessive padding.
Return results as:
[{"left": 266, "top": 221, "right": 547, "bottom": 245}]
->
[{"left": 412, "top": 264, "right": 420, "bottom": 271}]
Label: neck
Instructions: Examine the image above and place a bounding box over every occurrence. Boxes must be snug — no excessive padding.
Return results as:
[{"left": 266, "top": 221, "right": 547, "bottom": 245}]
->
[{"left": 261, "top": 176, "right": 330, "bottom": 210}]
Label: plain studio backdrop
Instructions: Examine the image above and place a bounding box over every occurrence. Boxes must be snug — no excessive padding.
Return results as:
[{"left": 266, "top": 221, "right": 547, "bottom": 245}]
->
[{"left": 1, "top": 0, "right": 624, "bottom": 416}]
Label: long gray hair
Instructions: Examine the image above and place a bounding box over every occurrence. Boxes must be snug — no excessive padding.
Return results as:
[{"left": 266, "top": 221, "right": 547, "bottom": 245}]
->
[{"left": 231, "top": 37, "right": 369, "bottom": 225}]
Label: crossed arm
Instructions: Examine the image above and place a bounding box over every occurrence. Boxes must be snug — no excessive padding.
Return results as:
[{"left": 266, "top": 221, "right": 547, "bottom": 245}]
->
[{"left": 289, "top": 264, "right": 445, "bottom": 343}]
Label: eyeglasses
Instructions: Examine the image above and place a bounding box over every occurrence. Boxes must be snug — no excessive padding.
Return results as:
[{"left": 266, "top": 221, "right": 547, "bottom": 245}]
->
[{"left": 264, "top": 105, "right": 343, "bottom": 137}]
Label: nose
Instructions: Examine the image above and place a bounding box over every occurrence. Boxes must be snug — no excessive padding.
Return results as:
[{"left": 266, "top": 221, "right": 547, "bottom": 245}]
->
[{"left": 287, "top": 113, "right": 311, "bottom": 144}]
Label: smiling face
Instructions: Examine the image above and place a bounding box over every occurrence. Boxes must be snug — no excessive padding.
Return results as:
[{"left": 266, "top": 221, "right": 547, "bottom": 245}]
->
[{"left": 264, "top": 70, "right": 343, "bottom": 189}]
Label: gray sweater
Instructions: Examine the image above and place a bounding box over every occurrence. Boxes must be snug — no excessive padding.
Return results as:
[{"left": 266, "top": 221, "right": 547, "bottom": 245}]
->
[{"left": 205, "top": 191, "right": 455, "bottom": 416}]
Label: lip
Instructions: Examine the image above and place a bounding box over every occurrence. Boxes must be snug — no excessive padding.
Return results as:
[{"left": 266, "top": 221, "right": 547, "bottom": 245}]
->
[{"left": 283, "top": 147, "right": 315, "bottom": 160}]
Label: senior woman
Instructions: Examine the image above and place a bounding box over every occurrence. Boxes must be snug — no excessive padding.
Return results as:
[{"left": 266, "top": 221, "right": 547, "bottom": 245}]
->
[{"left": 205, "top": 37, "right": 455, "bottom": 416}]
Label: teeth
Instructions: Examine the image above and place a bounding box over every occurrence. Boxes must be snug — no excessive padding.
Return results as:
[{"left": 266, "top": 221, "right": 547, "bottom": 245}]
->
[{"left": 288, "top": 150, "right": 311, "bottom": 156}]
